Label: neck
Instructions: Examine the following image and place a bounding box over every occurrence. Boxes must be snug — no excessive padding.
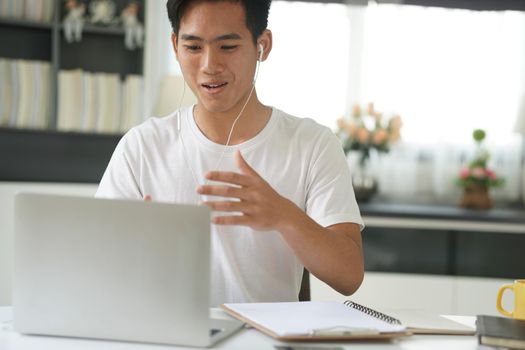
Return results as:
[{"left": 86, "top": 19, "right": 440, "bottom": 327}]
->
[{"left": 193, "top": 91, "right": 272, "bottom": 145}]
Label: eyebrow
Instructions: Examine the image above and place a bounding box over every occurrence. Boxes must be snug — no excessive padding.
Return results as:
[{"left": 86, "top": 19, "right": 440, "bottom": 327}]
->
[{"left": 179, "top": 33, "right": 242, "bottom": 42}]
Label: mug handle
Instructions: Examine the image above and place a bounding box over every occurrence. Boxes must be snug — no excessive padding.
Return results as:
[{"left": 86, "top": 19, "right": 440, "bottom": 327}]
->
[{"left": 496, "top": 284, "right": 514, "bottom": 317}]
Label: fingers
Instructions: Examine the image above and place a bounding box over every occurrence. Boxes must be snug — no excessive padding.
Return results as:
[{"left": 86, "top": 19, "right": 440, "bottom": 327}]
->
[
  {"left": 202, "top": 200, "right": 246, "bottom": 212},
  {"left": 205, "top": 171, "right": 251, "bottom": 186},
  {"left": 234, "top": 150, "right": 257, "bottom": 176},
  {"left": 212, "top": 214, "right": 250, "bottom": 226},
  {"left": 197, "top": 184, "right": 246, "bottom": 199},
  {"left": 143, "top": 195, "right": 152, "bottom": 201}
]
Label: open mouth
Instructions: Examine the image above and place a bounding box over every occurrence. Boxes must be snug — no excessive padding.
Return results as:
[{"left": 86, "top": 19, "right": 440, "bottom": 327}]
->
[{"left": 202, "top": 82, "right": 228, "bottom": 91}]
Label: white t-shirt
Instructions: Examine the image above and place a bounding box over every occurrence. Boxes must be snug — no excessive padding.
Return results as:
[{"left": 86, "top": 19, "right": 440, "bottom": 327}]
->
[{"left": 96, "top": 106, "right": 363, "bottom": 306}]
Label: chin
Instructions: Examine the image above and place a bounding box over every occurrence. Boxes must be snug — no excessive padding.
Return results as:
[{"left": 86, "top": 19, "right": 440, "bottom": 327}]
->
[{"left": 198, "top": 99, "right": 237, "bottom": 114}]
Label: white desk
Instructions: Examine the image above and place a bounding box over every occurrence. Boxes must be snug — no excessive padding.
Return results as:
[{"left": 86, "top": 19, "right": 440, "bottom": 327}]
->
[{"left": 0, "top": 307, "right": 487, "bottom": 350}]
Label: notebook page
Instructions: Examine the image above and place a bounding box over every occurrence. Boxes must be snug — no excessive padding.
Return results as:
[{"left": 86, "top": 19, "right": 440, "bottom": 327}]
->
[
  {"left": 224, "top": 301, "right": 406, "bottom": 337},
  {"left": 381, "top": 309, "right": 475, "bottom": 333}
]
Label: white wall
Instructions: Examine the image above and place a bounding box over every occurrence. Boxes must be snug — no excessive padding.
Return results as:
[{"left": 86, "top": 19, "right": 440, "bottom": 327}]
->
[
  {"left": 0, "top": 182, "right": 97, "bottom": 306},
  {"left": 311, "top": 272, "right": 514, "bottom": 316}
]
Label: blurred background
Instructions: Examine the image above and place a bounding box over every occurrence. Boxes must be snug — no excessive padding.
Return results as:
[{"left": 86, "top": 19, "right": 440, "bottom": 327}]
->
[{"left": 1, "top": 0, "right": 524, "bottom": 316}]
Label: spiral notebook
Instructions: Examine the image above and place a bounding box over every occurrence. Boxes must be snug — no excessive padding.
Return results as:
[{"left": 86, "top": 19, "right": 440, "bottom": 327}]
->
[{"left": 220, "top": 301, "right": 410, "bottom": 341}]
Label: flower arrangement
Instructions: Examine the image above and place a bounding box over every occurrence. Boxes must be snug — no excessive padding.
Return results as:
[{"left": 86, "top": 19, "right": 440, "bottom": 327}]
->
[
  {"left": 337, "top": 102, "right": 402, "bottom": 166},
  {"left": 456, "top": 129, "right": 505, "bottom": 189}
]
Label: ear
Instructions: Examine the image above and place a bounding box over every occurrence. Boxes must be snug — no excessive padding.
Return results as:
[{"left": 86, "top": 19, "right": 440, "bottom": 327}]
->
[
  {"left": 256, "top": 29, "right": 272, "bottom": 62},
  {"left": 171, "top": 32, "right": 179, "bottom": 60}
]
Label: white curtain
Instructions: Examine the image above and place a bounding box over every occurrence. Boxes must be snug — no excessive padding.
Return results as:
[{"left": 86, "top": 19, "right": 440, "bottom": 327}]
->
[
  {"left": 349, "top": 4, "right": 525, "bottom": 203},
  {"left": 257, "top": 1, "right": 351, "bottom": 129},
  {"left": 144, "top": 0, "right": 176, "bottom": 118},
  {"left": 346, "top": 138, "right": 524, "bottom": 204}
]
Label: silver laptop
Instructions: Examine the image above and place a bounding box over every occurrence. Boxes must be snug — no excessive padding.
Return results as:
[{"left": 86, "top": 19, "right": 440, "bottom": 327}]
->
[{"left": 13, "top": 193, "right": 243, "bottom": 347}]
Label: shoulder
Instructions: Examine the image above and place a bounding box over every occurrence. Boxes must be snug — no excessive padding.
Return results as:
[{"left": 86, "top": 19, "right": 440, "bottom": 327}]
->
[
  {"left": 273, "top": 108, "right": 340, "bottom": 147},
  {"left": 120, "top": 109, "right": 181, "bottom": 150},
  {"left": 131, "top": 110, "right": 179, "bottom": 140}
]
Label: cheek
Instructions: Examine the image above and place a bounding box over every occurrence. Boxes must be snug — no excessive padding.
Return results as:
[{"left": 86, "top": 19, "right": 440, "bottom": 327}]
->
[
  {"left": 178, "top": 58, "right": 199, "bottom": 85},
  {"left": 178, "top": 56, "right": 198, "bottom": 75},
  {"left": 228, "top": 58, "right": 256, "bottom": 82}
]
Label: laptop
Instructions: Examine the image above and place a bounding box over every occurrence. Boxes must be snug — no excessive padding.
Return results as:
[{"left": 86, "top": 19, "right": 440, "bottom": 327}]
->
[{"left": 13, "top": 193, "right": 243, "bottom": 347}]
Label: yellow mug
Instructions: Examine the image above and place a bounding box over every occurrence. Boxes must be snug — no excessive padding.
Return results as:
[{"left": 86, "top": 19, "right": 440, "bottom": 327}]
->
[{"left": 496, "top": 279, "right": 525, "bottom": 320}]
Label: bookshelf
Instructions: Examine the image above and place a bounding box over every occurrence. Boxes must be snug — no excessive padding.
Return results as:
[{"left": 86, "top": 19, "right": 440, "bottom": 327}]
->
[{"left": 0, "top": 0, "right": 145, "bottom": 183}]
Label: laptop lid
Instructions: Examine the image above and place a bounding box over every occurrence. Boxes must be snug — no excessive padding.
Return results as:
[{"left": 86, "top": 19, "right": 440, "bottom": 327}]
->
[{"left": 13, "top": 193, "right": 217, "bottom": 347}]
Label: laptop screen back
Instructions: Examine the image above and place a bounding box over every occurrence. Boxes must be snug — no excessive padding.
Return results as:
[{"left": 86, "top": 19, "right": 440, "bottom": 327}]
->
[{"left": 14, "top": 193, "right": 212, "bottom": 346}]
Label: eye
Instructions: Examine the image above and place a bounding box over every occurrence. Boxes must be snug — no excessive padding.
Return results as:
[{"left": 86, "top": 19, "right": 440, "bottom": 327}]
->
[
  {"left": 184, "top": 45, "right": 201, "bottom": 52},
  {"left": 221, "top": 45, "right": 238, "bottom": 51}
]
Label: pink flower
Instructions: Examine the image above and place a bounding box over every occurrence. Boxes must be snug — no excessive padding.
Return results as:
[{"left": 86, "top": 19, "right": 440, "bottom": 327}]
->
[
  {"left": 485, "top": 169, "right": 497, "bottom": 180},
  {"left": 471, "top": 167, "right": 486, "bottom": 179},
  {"left": 356, "top": 127, "right": 370, "bottom": 143},
  {"left": 388, "top": 115, "right": 403, "bottom": 131},
  {"left": 372, "top": 128, "right": 388, "bottom": 145},
  {"left": 459, "top": 168, "right": 470, "bottom": 179}
]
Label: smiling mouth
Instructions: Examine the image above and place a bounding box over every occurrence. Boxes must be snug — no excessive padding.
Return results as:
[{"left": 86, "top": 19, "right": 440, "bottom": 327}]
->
[
  {"left": 202, "top": 82, "right": 228, "bottom": 90},
  {"left": 202, "top": 83, "right": 228, "bottom": 89}
]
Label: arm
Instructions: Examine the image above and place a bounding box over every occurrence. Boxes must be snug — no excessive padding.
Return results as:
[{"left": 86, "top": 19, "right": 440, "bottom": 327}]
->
[
  {"left": 278, "top": 209, "right": 363, "bottom": 296},
  {"left": 198, "top": 150, "right": 364, "bottom": 296}
]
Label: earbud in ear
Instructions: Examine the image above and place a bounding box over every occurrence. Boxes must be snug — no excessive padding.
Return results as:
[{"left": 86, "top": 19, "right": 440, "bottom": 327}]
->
[{"left": 258, "top": 43, "right": 264, "bottom": 61}]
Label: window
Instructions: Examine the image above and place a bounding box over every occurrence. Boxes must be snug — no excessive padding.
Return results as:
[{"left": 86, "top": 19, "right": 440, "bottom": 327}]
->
[
  {"left": 168, "top": 2, "right": 525, "bottom": 144},
  {"left": 360, "top": 4, "right": 525, "bottom": 145},
  {"left": 257, "top": 1, "right": 351, "bottom": 129}
]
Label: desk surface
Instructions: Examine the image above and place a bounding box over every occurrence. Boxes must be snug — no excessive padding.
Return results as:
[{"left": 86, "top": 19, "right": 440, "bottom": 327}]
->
[{"left": 0, "top": 307, "right": 487, "bottom": 350}]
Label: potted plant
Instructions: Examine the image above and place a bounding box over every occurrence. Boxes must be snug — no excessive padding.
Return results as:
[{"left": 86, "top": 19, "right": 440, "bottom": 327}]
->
[
  {"left": 337, "top": 102, "right": 402, "bottom": 201},
  {"left": 456, "top": 129, "right": 504, "bottom": 209}
]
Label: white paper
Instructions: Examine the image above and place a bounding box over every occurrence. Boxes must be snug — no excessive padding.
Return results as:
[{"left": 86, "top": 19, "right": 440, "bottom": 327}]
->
[{"left": 224, "top": 301, "right": 406, "bottom": 336}]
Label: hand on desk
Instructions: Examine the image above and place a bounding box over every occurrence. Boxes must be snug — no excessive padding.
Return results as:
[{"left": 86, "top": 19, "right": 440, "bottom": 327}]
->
[{"left": 197, "top": 150, "right": 297, "bottom": 231}]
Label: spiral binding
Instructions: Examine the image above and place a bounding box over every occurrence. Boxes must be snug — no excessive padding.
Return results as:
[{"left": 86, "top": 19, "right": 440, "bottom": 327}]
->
[{"left": 344, "top": 300, "right": 402, "bottom": 325}]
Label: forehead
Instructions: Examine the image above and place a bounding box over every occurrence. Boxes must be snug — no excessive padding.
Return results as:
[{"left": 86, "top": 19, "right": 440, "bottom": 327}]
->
[{"left": 179, "top": 1, "right": 250, "bottom": 39}]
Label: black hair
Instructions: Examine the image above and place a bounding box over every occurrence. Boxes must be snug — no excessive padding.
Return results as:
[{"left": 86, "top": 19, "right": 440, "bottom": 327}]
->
[{"left": 166, "top": 0, "right": 272, "bottom": 43}]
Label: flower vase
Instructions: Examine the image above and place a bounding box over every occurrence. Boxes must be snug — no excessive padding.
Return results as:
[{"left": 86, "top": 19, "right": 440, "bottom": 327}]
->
[
  {"left": 352, "top": 157, "right": 378, "bottom": 203},
  {"left": 459, "top": 184, "right": 492, "bottom": 210}
]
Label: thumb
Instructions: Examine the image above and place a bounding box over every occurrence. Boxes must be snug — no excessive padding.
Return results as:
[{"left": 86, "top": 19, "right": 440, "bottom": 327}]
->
[{"left": 234, "top": 150, "right": 257, "bottom": 176}]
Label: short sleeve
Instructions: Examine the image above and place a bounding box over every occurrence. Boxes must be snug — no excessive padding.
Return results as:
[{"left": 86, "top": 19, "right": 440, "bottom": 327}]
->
[
  {"left": 95, "top": 128, "right": 143, "bottom": 199},
  {"left": 305, "top": 130, "right": 364, "bottom": 230}
]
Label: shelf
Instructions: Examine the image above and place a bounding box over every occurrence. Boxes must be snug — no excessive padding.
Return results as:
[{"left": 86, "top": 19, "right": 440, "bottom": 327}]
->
[
  {"left": 0, "top": 127, "right": 122, "bottom": 183},
  {"left": 0, "top": 17, "right": 53, "bottom": 30},
  {"left": 60, "top": 23, "right": 126, "bottom": 36},
  {"left": 2, "top": 0, "right": 144, "bottom": 182}
]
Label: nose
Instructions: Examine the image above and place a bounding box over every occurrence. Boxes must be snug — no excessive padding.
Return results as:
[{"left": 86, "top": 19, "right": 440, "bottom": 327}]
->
[{"left": 201, "top": 47, "right": 224, "bottom": 75}]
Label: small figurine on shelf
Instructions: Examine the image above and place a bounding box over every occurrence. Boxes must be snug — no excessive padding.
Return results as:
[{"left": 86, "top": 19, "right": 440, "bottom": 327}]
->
[
  {"left": 121, "top": 1, "right": 144, "bottom": 50},
  {"left": 88, "top": 0, "right": 117, "bottom": 25},
  {"left": 63, "top": 0, "right": 86, "bottom": 43}
]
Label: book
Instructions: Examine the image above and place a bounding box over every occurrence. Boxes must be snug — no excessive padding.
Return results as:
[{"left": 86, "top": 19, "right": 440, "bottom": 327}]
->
[
  {"left": 120, "top": 74, "right": 144, "bottom": 132},
  {"left": 476, "top": 315, "right": 525, "bottom": 349},
  {"left": 8, "top": 59, "right": 19, "bottom": 127},
  {"left": 57, "top": 69, "right": 83, "bottom": 131},
  {"left": 28, "top": 60, "right": 40, "bottom": 128},
  {"left": 36, "top": 61, "right": 51, "bottom": 129},
  {"left": 221, "top": 301, "right": 410, "bottom": 341},
  {"left": 0, "top": 58, "right": 11, "bottom": 126},
  {"left": 15, "top": 59, "right": 33, "bottom": 128},
  {"left": 379, "top": 308, "right": 475, "bottom": 335},
  {"left": 81, "top": 73, "right": 96, "bottom": 132}
]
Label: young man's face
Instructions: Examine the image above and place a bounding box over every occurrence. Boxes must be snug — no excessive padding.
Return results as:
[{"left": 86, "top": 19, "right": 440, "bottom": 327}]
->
[{"left": 173, "top": 1, "right": 264, "bottom": 115}]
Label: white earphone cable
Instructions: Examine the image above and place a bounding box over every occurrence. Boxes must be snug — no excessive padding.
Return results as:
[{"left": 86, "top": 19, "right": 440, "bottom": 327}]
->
[{"left": 177, "top": 45, "right": 263, "bottom": 191}]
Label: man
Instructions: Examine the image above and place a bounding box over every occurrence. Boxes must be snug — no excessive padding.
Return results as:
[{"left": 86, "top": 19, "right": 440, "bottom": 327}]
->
[{"left": 96, "top": 0, "right": 364, "bottom": 306}]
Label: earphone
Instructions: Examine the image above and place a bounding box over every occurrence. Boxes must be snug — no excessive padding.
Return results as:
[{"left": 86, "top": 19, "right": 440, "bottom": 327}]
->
[
  {"left": 177, "top": 42, "right": 264, "bottom": 190},
  {"left": 258, "top": 43, "right": 264, "bottom": 61}
]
